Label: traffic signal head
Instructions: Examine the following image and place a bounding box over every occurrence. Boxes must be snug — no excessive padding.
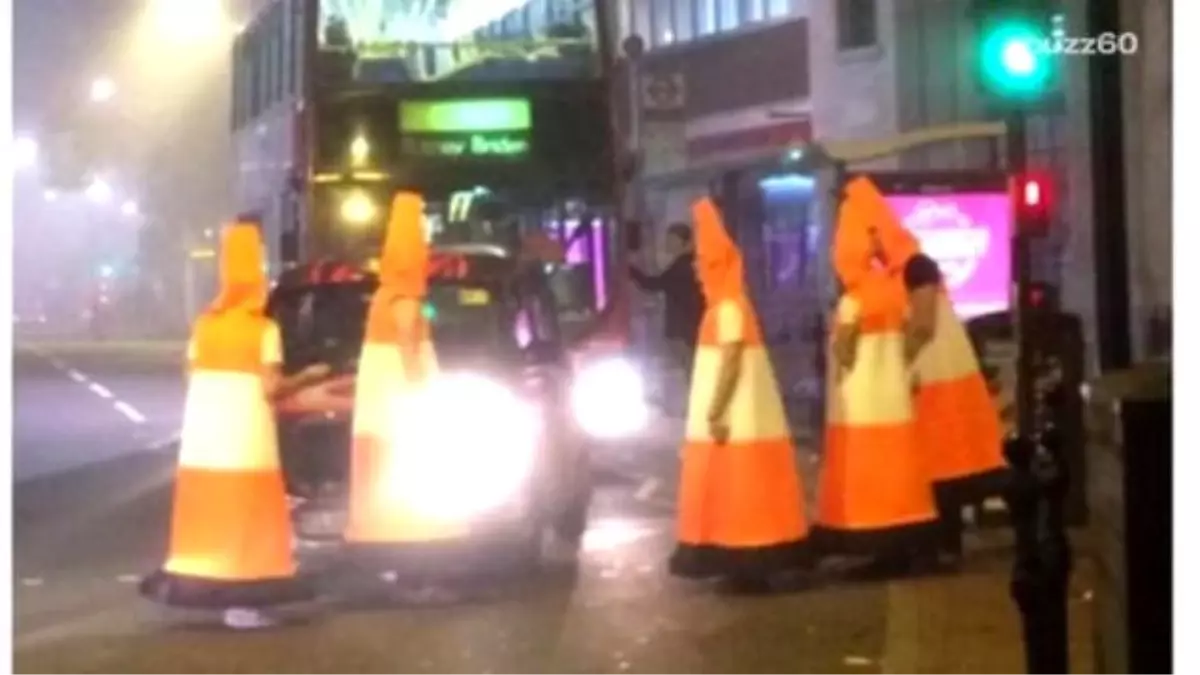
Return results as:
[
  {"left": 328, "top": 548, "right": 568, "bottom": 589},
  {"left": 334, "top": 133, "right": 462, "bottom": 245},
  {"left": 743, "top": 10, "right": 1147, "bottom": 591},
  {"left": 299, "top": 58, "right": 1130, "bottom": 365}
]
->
[
  {"left": 974, "top": 1, "right": 1057, "bottom": 107},
  {"left": 1013, "top": 172, "right": 1053, "bottom": 236}
]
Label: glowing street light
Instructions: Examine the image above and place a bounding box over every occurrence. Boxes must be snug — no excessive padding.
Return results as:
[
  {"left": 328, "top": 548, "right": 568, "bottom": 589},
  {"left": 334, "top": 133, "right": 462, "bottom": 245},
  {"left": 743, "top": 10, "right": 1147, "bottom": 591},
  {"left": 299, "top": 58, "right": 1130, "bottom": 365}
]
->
[
  {"left": 85, "top": 177, "right": 113, "bottom": 202},
  {"left": 42, "top": 189, "right": 58, "bottom": 202},
  {"left": 12, "top": 136, "right": 38, "bottom": 170},
  {"left": 121, "top": 200, "right": 140, "bottom": 216},
  {"left": 148, "top": 0, "right": 235, "bottom": 45},
  {"left": 90, "top": 77, "right": 117, "bottom": 103}
]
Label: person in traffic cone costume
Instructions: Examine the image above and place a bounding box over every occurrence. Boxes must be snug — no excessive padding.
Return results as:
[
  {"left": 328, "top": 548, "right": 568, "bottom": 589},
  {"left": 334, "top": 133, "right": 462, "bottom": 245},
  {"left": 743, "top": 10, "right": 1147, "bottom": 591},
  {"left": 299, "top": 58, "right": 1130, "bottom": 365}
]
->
[
  {"left": 344, "top": 192, "right": 460, "bottom": 547},
  {"left": 668, "top": 197, "right": 809, "bottom": 587},
  {"left": 140, "top": 221, "right": 327, "bottom": 627},
  {"left": 843, "top": 176, "right": 1007, "bottom": 560},
  {"left": 813, "top": 181, "right": 941, "bottom": 570}
]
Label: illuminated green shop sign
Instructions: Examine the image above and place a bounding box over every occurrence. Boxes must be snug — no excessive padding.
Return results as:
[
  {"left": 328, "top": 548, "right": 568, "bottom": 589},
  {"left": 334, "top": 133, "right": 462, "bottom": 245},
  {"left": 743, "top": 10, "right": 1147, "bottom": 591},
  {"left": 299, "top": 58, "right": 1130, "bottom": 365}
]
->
[{"left": 399, "top": 98, "right": 532, "bottom": 159}]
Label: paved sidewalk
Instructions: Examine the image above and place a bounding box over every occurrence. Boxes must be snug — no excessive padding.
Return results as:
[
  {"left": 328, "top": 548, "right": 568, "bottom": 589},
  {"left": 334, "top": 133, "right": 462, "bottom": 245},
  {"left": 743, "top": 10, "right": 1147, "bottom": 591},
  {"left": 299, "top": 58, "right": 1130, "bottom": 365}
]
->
[{"left": 879, "top": 530, "right": 1096, "bottom": 674}]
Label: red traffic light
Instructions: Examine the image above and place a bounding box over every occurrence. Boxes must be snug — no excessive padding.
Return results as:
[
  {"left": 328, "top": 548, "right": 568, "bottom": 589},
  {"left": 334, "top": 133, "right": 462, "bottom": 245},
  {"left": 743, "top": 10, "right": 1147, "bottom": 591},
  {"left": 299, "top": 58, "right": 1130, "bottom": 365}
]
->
[
  {"left": 1023, "top": 179, "right": 1042, "bottom": 207},
  {"left": 1014, "top": 172, "right": 1052, "bottom": 208},
  {"left": 1012, "top": 172, "right": 1053, "bottom": 237}
]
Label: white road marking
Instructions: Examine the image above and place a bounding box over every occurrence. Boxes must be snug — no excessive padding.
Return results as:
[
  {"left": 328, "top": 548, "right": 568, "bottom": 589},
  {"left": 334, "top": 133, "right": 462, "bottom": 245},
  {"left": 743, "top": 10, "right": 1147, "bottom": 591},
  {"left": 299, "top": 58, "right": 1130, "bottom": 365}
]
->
[
  {"left": 116, "top": 574, "right": 140, "bottom": 584},
  {"left": 983, "top": 497, "right": 1007, "bottom": 512},
  {"left": 634, "top": 477, "right": 659, "bottom": 501},
  {"left": 20, "top": 577, "right": 44, "bottom": 587},
  {"left": 67, "top": 369, "right": 87, "bottom": 383},
  {"left": 49, "top": 359, "right": 65, "bottom": 370},
  {"left": 88, "top": 382, "right": 113, "bottom": 398},
  {"left": 113, "top": 401, "right": 147, "bottom": 424}
]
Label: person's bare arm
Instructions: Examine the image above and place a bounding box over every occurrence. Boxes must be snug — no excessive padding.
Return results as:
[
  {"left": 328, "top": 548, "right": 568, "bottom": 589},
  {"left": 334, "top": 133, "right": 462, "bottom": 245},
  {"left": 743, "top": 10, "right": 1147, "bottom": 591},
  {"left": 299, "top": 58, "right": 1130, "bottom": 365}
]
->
[
  {"left": 905, "top": 285, "right": 938, "bottom": 363},
  {"left": 263, "top": 363, "right": 331, "bottom": 402},
  {"left": 708, "top": 342, "right": 745, "bottom": 424},
  {"left": 832, "top": 322, "right": 860, "bottom": 370},
  {"left": 392, "top": 297, "right": 424, "bottom": 381}
]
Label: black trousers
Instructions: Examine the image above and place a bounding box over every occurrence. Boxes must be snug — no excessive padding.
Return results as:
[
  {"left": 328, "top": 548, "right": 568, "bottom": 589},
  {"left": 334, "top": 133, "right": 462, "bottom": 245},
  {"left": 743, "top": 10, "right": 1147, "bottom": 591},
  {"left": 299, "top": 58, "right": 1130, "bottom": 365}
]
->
[{"left": 934, "top": 488, "right": 966, "bottom": 557}]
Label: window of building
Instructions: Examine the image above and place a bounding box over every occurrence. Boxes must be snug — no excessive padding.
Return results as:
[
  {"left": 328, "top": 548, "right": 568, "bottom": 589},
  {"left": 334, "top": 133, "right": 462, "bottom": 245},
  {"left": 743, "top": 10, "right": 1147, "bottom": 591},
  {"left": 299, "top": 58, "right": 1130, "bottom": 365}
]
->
[
  {"left": 696, "top": 0, "right": 716, "bottom": 35},
  {"left": 281, "top": 3, "right": 293, "bottom": 96},
  {"left": 250, "top": 27, "right": 263, "bottom": 118},
  {"left": 616, "top": 0, "right": 633, "bottom": 41},
  {"left": 270, "top": 9, "right": 283, "bottom": 102},
  {"left": 716, "top": 0, "right": 740, "bottom": 31},
  {"left": 231, "top": 39, "right": 244, "bottom": 129},
  {"left": 837, "top": 0, "right": 877, "bottom": 50},
  {"left": 672, "top": 0, "right": 694, "bottom": 41},
  {"left": 652, "top": 0, "right": 674, "bottom": 45},
  {"left": 631, "top": 0, "right": 652, "bottom": 42},
  {"left": 741, "top": 0, "right": 764, "bottom": 23},
  {"left": 766, "top": 0, "right": 793, "bottom": 19}
]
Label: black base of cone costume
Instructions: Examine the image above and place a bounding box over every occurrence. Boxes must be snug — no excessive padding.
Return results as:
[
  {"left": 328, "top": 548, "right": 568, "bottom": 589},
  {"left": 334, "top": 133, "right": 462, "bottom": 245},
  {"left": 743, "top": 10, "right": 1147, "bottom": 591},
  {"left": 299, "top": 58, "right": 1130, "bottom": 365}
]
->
[
  {"left": 810, "top": 520, "right": 943, "bottom": 559},
  {"left": 933, "top": 465, "right": 1011, "bottom": 507},
  {"left": 139, "top": 569, "right": 315, "bottom": 609},
  {"left": 668, "top": 540, "right": 811, "bottom": 580}
]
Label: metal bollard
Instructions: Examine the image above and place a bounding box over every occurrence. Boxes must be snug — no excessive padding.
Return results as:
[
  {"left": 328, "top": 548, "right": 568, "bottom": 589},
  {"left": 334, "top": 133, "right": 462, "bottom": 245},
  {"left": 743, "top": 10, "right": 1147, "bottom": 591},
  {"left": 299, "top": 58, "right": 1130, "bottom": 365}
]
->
[{"left": 1004, "top": 420, "right": 1073, "bottom": 674}]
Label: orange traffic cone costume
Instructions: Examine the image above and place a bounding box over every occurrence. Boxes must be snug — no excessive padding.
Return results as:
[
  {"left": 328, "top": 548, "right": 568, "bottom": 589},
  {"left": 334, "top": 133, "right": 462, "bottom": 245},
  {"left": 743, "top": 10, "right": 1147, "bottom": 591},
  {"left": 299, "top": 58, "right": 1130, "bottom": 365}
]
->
[
  {"left": 668, "top": 197, "right": 809, "bottom": 580},
  {"left": 845, "top": 177, "right": 1007, "bottom": 504},
  {"left": 344, "top": 192, "right": 458, "bottom": 547},
  {"left": 140, "top": 222, "right": 310, "bottom": 608},
  {"left": 813, "top": 180, "right": 940, "bottom": 556}
]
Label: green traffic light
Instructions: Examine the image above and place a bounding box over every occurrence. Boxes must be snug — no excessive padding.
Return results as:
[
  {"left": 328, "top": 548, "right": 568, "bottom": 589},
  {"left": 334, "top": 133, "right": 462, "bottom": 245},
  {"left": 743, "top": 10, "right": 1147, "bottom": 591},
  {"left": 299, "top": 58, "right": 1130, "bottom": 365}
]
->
[{"left": 978, "top": 20, "right": 1053, "bottom": 100}]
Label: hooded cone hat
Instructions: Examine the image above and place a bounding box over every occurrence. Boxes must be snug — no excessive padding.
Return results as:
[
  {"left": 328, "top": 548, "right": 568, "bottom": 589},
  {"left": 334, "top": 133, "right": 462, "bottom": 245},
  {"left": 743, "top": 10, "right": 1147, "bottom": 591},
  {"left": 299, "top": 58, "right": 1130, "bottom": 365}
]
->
[
  {"left": 692, "top": 197, "right": 744, "bottom": 304},
  {"left": 844, "top": 176, "right": 920, "bottom": 272},
  {"left": 210, "top": 221, "right": 267, "bottom": 313},
  {"left": 379, "top": 192, "right": 429, "bottom": 298}
]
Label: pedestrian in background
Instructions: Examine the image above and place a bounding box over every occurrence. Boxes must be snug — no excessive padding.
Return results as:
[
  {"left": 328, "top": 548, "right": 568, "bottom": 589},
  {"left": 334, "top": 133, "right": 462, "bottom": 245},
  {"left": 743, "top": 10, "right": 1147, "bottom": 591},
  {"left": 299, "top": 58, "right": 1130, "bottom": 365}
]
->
[{"left": 629, "top": 222, "right": 704, "bottom": 379}]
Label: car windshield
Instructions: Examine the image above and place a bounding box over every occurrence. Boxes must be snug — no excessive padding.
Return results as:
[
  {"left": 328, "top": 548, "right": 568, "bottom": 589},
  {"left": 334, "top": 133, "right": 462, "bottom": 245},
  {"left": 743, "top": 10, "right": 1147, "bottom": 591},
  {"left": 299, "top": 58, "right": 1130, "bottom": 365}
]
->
[{"left": 269, "top": 279, "right": 515, "bottom": 369}]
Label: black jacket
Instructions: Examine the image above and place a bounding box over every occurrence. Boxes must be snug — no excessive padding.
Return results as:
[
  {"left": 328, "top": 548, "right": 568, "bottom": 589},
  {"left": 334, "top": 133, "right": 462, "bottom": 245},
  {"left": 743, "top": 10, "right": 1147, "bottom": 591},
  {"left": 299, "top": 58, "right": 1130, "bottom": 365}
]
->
[{"left": 630, "top": 252, "right": 704, "bottom": 345}]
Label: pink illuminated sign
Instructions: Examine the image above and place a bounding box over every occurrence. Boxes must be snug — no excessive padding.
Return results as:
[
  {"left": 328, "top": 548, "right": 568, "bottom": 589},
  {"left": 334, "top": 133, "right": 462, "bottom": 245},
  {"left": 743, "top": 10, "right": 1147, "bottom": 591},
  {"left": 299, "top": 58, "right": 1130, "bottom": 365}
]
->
[{"left": 884, "top": 192, "right": 1013, "bottom": 319}]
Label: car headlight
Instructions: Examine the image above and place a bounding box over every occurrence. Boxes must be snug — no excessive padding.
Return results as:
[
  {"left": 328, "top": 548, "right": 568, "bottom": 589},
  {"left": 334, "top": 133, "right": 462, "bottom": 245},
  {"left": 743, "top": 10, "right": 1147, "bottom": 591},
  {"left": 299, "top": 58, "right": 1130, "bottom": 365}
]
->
[
  {"left": 385, "top": 373, "right": 539, "bottom": 519},
  {"left": 570, "top": 357, "right": 649, "bottom": 439},
  {"left": 340, "top": 190, "right": 378, "bottom": 225}
]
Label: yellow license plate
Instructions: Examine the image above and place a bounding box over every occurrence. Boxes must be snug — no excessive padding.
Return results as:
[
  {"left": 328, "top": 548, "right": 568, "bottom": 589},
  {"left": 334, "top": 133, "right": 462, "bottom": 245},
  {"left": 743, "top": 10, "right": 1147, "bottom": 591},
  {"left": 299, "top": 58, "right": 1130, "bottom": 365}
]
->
[{"left": 458, "top": 288, "right": 490, "bottom": 305}]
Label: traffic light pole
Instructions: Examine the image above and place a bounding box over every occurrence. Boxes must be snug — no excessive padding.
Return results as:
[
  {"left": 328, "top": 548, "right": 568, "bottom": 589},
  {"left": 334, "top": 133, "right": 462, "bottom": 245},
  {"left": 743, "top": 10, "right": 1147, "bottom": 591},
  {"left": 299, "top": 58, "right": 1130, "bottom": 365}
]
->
[
  {"left": 1005, "top": 111, "right": 1072, "bottom": 675},
  {"left": 1009, "top": 113, "right": 1034, "bottom": 440}
]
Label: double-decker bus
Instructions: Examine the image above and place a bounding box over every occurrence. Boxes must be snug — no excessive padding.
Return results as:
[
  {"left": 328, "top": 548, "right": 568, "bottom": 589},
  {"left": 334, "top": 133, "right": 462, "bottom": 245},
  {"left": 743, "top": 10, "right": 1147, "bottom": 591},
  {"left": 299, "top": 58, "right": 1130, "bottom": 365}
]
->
[{"left": 230, "top": 0, "right": 627, "bottom": 348}]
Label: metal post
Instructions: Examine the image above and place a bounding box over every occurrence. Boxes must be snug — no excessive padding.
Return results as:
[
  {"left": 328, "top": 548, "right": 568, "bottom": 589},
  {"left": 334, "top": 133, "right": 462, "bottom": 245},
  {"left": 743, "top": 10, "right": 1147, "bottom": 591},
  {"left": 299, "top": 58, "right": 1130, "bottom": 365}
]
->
[
  {"left": 1087, "top": 0, "right": 1132, "bottom": 370},
  {"left": 622, "top": 35, "right": 646, "bottom": 224},
  {"left": 1009, "top": 113, "right": 1035, "bottom": 441},
  {"left": 1006, "top": 110, "right": 1072, "bottom": 675}
]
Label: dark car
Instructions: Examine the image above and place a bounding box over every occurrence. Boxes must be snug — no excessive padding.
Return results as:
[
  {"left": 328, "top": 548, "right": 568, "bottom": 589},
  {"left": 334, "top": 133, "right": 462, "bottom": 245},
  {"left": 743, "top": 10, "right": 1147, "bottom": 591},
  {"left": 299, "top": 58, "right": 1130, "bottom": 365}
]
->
[{"left": 267, "top": 245, "right": 591, "bottom": 568}]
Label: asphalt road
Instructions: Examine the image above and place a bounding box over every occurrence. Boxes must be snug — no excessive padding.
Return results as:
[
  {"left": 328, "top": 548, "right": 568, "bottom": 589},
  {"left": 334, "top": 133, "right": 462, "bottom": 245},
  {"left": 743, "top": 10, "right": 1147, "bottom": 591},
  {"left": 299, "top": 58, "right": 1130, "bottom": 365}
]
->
[
  {"left": 11, "top": 344, "right": 1098, "bottom": 674},
  {"left": 12, "top": 376, "right": 897, "bottom": 674},
  {"left": 13, "top": 348, "right": 185, "bottom": 481}
]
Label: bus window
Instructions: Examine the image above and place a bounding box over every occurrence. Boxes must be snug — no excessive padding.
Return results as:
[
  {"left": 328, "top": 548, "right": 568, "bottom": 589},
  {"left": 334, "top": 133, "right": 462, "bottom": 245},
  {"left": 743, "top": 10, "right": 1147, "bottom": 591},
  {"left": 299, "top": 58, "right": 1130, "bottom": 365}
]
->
[{"left": 316, "top": 0, "right": 604, "bottom": 85}]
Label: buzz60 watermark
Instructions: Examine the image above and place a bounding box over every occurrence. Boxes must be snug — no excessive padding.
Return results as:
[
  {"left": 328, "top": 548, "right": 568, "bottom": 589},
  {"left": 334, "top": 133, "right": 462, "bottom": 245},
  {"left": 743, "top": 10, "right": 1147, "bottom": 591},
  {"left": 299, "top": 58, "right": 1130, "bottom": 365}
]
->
[{"left": 1039, "top": 31, "right": 1139, "bottom": 56}]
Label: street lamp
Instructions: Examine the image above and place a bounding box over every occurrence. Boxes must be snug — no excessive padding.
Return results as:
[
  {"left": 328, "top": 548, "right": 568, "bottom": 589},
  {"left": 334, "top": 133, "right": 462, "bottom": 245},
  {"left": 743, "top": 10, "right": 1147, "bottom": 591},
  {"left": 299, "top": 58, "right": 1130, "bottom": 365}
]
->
[
  {"left": 121, "top": 199, "right": 140, "bottom": 216},
  {"left": 85, "top": 177, "right": 113, "bottom": 202},
  {"left": 90, "top": 77, "right": 117, "bottom": 103},
  {"left": 12, "top": 136, "right": 38, "bottom": 170},
  {"left": 148, "top": 0, "right": 234, "bottom": 45},
  {"left": 42, "top": 189, "right": 58, "bottom": 202}
]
